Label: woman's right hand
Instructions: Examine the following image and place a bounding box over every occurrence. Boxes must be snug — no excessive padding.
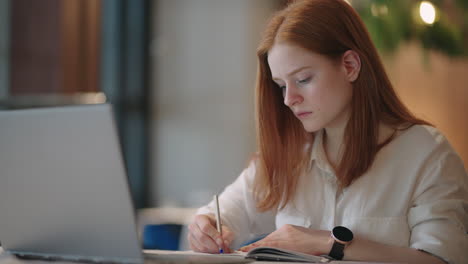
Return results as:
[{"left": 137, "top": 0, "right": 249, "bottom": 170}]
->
[{"left": 188, "top": 214, "right": 234, "bottom": 253}]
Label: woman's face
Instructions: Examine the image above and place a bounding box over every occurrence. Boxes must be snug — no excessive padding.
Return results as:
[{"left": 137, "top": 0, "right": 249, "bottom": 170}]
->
[{"left": 267, "top": 42, "right": 356, "bottom": 133}]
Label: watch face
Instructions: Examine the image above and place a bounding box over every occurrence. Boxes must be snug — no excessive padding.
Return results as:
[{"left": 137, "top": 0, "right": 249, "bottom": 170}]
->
[{"left": 333, "top": 226, "right": 353, "bottom": 242}]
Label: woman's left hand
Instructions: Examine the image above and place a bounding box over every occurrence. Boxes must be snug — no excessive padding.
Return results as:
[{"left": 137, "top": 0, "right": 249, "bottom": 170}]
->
[{"left": 238, "top": 224, "right": 332, "bottom": 256}]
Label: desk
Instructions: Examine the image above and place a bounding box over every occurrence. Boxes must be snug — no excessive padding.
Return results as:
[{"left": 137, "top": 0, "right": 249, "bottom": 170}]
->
[{"left": 0, "top": 248, "right": 398, "bottom": 264}]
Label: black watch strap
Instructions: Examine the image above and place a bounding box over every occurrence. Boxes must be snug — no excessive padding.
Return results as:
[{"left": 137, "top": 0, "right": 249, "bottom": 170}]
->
[{"left": 328, "top": 241, "right": 345, "bottom": 260}]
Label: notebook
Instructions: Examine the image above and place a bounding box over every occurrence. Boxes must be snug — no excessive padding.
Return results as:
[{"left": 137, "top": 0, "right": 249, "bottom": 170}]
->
[
  {"left": 0, "top": 104, "right": 250, "bottom": 264},
  {"left": 244, "top": 247, "right": 330, "bottom": 262}
]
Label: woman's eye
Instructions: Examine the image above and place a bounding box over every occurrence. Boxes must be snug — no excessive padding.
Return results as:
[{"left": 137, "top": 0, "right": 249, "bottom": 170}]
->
[{"left": 297, "top": 77, "right": 311, "bottom": 85}]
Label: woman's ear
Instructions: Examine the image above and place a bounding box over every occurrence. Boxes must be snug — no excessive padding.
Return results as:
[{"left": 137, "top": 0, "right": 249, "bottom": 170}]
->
[{"left": 341, "top": 50, "right": 361, "bottom": 82}]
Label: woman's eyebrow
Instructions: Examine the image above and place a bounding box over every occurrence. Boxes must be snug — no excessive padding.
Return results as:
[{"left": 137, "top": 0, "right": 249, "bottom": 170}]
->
[{"left": 272, "top": 66, "right": 312, "bottom": 81}]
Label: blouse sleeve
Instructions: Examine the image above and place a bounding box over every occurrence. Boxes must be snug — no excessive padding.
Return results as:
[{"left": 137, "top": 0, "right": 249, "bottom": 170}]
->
[
  {"left": 408, "top": 144, "right": 468, "bottom": 264},
  {"left": 196, "top": 162, "right": 276, "bottom": 249}
]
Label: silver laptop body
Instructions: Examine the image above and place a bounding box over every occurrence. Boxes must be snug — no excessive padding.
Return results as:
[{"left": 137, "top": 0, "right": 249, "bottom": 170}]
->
[
  {"left": 0, "top": 104, "right": 142, "bottom": 263},
  {"left": 0, "top": 104, "right": 250, "bottom": 264}
]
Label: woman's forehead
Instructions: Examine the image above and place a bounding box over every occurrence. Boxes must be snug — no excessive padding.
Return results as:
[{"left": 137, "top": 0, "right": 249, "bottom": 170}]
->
[{"left": 268, "top": 43, "right": 332, "bottom": 75}]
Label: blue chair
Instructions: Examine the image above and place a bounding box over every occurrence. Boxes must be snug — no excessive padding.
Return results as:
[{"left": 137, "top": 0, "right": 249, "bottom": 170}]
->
[{"left": 142, "top": 224, "right": 182, "bottom": 250}]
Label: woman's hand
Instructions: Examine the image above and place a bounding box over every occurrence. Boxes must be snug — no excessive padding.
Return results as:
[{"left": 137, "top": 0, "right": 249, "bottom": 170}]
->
[
  {"left": 239, "top": 224, "right": 446, "bottom": 264},
  {"left": 187, "top": 214, "right": 235, "bottom": 253},
  {"left": 239, "top": 224, "right": 331, "bottom": 256}
]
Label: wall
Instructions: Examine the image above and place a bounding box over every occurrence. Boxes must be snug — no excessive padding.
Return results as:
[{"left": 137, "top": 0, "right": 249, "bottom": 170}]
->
[
  {"left": 384, "top": 42, "right": 468, "bottom": 169},
  {"left": 149, "top": 0, "right": 279, "bottom": 207}
]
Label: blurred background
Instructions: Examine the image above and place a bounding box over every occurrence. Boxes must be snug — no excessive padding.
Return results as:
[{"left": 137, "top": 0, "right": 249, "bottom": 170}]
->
[{"left": 0, "top": 0, "right": 467, "bottom": 211}]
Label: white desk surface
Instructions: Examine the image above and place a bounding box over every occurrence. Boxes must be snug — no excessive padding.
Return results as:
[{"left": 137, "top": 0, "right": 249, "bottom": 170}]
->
[{"left": 0, "top": 247, "right": 399, "bottom": 264}]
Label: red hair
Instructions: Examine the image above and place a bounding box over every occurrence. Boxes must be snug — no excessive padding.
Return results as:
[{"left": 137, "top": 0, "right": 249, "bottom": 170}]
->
[{"left": 254, "top": 0, "right": 429, "bottom": 211}]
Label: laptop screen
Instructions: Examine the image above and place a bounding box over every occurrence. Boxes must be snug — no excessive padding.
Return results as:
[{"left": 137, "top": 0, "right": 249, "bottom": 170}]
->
[{"left": 0, "top": 104, "right": 142, "bottom": 263}]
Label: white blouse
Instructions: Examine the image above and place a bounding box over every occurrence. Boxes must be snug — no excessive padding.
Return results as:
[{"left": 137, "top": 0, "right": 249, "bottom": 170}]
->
[{"left": 197, "top": 125, "right": 468, "bottom": 264}]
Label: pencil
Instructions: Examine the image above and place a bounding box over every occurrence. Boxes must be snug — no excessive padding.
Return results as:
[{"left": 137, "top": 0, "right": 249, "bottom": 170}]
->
[{"left": 214, "top": 194, "right": 225, "bottom": 254}]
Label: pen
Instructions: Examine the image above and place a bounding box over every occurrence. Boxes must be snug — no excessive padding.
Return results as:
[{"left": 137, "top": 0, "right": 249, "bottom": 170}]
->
[{"left": 214, "top": 194, "right": 225, "bottom": 254}]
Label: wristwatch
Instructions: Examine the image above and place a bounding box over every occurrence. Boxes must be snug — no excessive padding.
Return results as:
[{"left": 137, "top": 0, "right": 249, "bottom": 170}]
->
[{"left": 328, "top": 226, "right": 353, "bottom": 260}]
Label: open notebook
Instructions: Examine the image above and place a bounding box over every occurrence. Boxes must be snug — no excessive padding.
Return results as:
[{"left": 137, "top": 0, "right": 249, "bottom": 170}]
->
[{"left": 244, "top": 247, "right": 331, "bottom": 262}]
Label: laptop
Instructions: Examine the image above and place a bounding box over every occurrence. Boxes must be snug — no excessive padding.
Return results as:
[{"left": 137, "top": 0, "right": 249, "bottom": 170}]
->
[{"left": 0, "top": 104, "right": 250, "bottom": 264}]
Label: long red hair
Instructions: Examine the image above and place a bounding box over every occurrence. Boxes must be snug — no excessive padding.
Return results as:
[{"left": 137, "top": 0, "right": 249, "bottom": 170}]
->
[{"left": 254, "top": 0, "right": 429, "bottom": 211}]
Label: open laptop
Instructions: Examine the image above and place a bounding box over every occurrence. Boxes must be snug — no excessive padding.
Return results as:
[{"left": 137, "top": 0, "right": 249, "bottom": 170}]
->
[{"left": 0, "top": 104, "right": 250, "bottom": 264}]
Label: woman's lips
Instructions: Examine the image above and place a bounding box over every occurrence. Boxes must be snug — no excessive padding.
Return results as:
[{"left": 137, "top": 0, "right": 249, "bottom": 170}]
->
[{"left": 296, "top": 111, "right": 313, "bottom": 119}]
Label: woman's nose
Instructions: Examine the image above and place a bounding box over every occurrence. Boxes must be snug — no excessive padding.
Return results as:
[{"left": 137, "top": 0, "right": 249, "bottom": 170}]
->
[{"left": 283, "top": 84, "right": 303, "bottom": 107}]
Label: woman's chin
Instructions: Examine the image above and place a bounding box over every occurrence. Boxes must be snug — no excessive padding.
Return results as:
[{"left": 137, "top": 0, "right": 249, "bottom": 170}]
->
[{"left": 302, "top": 122, "right": 323, "bottom": 133}]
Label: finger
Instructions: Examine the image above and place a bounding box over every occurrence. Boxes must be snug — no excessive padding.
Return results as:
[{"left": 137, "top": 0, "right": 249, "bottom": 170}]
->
[
  {"left": 221, "top": 226, "right": 235, "bottom": 245},
  {"left": 238, "top": 240, "right": 259, "bottom": 252},
  {"left": 220, "top": 227, "right": 235, "bottom": 252},
  {"left": 239, "top": 244, "right": 260, "bottom": 252},
  {"left": 189, "top": 223, "right": 219, "bottom": 253},
  {"left": 222, "top": 247, "right": 233, "bottom": 254},
  {"left": 239, "top": 239, "right": 281, "bottom": 252},
  {"left": 220, "top": 241, "right": 232, "bottom": 254},
  {"left": 187, "top": 230, "right": 201, "bottom": 252},
  {"left": 238, "top": 244, "right": 254, "bottom": 252},
  {"left": 188, "top": 234, "right": 203, "bottom": 252},
  {"left": 197, "top": 217, "right": 224, "bottom": 247},
  {"left": 189, "top": 231, "right": 220, "bottom": 253},
  {"left": 256, "top": 240, "right": 280, "bottom": 248}
]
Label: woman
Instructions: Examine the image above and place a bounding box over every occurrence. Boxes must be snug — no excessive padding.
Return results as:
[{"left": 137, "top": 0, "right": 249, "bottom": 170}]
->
[{"left": 187, "top": 0, "right": 468, "bottom": 263}]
